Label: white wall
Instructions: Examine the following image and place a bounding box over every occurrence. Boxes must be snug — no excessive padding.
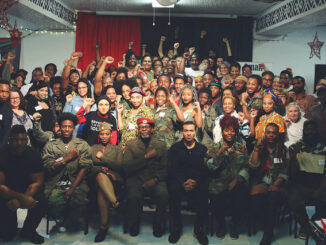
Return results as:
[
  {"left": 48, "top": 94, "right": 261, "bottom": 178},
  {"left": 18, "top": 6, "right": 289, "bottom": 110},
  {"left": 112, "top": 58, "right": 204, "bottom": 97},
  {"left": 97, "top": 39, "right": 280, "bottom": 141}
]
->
[
  {"left": 19, "top": 32, "right": 76, "bottom": 82},
  {"left": 252, "top": 26, "right": 326, "bottom": 93}
]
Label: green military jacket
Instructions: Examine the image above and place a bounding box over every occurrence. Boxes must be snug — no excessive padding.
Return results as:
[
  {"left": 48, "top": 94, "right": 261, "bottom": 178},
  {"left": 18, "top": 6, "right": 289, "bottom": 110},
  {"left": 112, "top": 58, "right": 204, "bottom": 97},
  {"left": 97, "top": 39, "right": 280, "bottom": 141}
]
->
[
  {"left": 42, "top": 137, "right": 92, "bottom": 198},
  {"left": 206, "top": 139, "right": 249, "bottom": 195},
  {"left": 197, "top": 106, "right": 216, "bottom": 148},
  {"left": 91, "top": 143, "right": 123, "bottom": 183},
  {"left": 122, "top": 137, "right": 167, "bottom": 183},
  {"left": 33, "top": 121, "right": 55, "bottom": 145},
  {"left": 249, "top": 145, "right": 289, "bottom": 186},
  {"left": 120, "top": 104, "right": 154, "bottom": 151},
  {"left": 153, "top": 104, "right": 178, "bottom": 149}
]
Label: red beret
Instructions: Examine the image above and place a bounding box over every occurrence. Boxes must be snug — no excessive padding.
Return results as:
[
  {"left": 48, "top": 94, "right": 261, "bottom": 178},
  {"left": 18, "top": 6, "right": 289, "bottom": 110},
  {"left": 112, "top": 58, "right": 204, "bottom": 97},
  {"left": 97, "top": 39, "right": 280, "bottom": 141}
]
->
[{"left": 137, "top": 117, "right": 155, "bottom": 126}]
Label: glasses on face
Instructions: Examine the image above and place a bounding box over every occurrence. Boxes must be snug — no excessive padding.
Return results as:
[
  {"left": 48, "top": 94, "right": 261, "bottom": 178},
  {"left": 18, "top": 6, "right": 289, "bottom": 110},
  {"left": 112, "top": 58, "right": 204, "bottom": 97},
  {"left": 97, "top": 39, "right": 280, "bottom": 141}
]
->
[
  {"left": 10, "top": 97, "right": 20, "bottom": 101},
  {"left": 263, "top": 78, "right": 273, "bottom": 82}
]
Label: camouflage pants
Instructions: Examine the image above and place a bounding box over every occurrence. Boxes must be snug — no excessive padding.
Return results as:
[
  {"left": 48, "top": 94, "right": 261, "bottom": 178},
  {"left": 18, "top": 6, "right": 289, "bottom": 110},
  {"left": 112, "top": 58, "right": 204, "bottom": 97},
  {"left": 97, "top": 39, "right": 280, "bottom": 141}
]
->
[{"left": 47, "top": 187, "right": 88, "bottom": 223}]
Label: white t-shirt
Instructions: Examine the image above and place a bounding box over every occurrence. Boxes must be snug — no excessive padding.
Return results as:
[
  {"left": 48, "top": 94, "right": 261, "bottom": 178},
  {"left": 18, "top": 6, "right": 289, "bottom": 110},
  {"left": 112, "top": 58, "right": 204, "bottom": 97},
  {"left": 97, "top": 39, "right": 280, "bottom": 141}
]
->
[{"left": 185, "top": 67, "right": 204, "bottom": 79}]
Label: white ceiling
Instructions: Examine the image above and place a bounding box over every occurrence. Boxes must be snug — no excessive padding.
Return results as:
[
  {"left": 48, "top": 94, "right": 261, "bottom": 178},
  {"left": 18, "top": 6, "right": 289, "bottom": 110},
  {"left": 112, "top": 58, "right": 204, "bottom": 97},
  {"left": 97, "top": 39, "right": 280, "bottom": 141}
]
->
[{"left": 63, "top": 0, "right": 279, "bottom": 16}]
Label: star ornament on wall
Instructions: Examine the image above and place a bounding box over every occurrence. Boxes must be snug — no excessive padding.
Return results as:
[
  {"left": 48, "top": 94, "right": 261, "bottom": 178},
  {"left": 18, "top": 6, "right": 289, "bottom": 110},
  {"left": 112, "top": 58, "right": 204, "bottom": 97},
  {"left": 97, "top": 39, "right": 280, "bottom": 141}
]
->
[{"left": 308, "top": 33, "right": 324, "bottom": 59}]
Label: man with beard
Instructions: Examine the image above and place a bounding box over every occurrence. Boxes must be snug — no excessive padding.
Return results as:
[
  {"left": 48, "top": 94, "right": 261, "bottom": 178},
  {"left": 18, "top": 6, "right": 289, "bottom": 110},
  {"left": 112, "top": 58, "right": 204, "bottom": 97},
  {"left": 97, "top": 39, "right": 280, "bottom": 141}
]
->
[
  {"left": 280, "top": 70, "right": 293, "bottom": 91},
  {"left": 42, "top": 113, "right": 92, "bottom": 231},
  {"left": 233, "top": 75, "right": 248, "bottom": 100},
  {"left": 32, "top": 113, "right": 62, "bottom": 144},
  {"left": 288, "top": 120, "right": 326, "bottom": 239},
  {"left": 261, "top": 71, "right": 274, "bottom": 90},
  {"left": 240, "top": 75, "right": 263, "bottom": 120},
  {"left": 0, "top": 80, "right": 12, "bottom": 148},
  {"left": 185, "top": 53, "right": 204, "bottom": 80},
  {"left": 122, "top": 118, "right": 168, "bottom": 237},
  {"left": 168, "top": 121, "right": 209, "bottom": 245},
  {"left": 289, "top": 76, "right": 317, "bottom": 118},
  {"left": 0, "top": 125, "right": 45, "bottom": 243}
]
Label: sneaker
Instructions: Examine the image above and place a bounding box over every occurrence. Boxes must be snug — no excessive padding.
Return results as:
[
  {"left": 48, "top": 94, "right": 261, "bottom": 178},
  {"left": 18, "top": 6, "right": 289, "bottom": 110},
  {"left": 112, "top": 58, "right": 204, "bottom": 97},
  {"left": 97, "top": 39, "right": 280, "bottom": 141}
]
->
[
  {"left": 229, "top": 221, "right": 239, "bottom": 240},
  {"left": 216, "top": 221, "right": 227, "bottom": 239},
  {"left": 94, "top": 228, "right": 108, "bottom": 243},
  {"left": 298, "top": 225, "right": 308, "bottom": 240},
  {"left": 20, "top": 229, "right": 44, "bottom": 244},
  {"left": 194, "top": 228, "right": 208, "bottom": 245}
]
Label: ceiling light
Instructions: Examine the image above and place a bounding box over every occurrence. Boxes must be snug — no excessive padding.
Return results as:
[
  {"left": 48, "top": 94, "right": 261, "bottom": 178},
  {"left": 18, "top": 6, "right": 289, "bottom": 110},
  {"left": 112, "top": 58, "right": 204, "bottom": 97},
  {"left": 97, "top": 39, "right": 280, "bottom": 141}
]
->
[{"left": 152, "top": 0, "right": 175, "bottom": 8}]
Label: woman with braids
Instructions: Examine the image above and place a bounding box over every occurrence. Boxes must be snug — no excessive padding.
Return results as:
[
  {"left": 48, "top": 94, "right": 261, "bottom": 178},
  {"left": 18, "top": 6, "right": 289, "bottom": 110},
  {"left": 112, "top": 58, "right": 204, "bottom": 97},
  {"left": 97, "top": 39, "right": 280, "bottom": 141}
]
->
[
  {"left": 206, "top": 115, "right": 249, "bottom": 240},
  {"left": 153, "top": 87, "right": 184, "bottom": 149},
  {"left": 249, "top": 123, "right": 289, "bottom": 245},
  {"left": 90, "top": 122, "right": 123, "bottom": 242},
  {"left": 250, "top": 88, "right": 285, "bottom": 140}
]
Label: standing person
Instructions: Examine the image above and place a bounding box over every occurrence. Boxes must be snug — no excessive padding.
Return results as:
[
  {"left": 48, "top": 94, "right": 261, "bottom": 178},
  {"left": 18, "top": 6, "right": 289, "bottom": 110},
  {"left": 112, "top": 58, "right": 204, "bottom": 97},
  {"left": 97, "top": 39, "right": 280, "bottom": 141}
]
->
[
  {"left": 0, "top": 125, "right": 45, "bottom": 244},
  {"left": 42, "top": 113, "right": 92, "bottom": 231},
  {"left": 289, "top": 76, "right": 318, "bottom": 119},
  {"left": 26, "top": 81, "right": 55, "bottom": 132},
  {"left": 50, "top": 76, "right": 66, "bottom": 117},
  {"left": 261, "top": 71, "right": 274, "bottom": 90},
  {"left": 288, "top": 120, "right": 326, "bottom": 239},
  {"left": 168, "top": 121, "right": 209, "bottom": 245},
  {"left": 117, "top": 87, "right": 154, "bottom": 151},
  {"left": 207, "top": 115, "right": 249, "bottom": 240},
  {"left": 279, "top": 70, "right": 293, "bottom": 91},
  {"left": 90, "top": 122, "right": 122, "bottom": 242},
  {"left": 139, "top": 55, "right": 155, "bottom": 82},
  {"left": 197, "top": 87, "right": 217, "bottom": 148},
  {"left": 249, "top": 123, "right": 289, "bottom": 245},
  {"left": 185, "top": 53, "right": 204, "bottom": 80},
  {"left": 310, "top": 87, "right": 326, "bottom": 144},
  {"left": 209, "top": 81, "right": 223, "bottom": 115},
  {"left": 233, "top": 75, "right": 248, "bottom": 100},
  {"left": 123, "top": 118, "right": 168, "bottom": 237},
  {"left": 9, "top": 88, "right": 33, "bottom": 145},
  {"left": 0, "top": 80, "right": 12, "bottom": 148},
  {"left": 153, "top": 87, "right": 184, "bottom": 149}
]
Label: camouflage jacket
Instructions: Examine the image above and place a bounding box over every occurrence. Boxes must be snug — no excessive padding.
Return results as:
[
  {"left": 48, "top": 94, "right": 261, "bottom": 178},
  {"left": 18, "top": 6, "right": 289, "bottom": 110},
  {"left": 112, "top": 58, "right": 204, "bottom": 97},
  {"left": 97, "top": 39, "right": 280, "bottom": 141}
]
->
[
  {"left": 206, "top": 139, "right": 249, "bottom": 195},
  {"left": 153, "top": 104, "right": 178, "bottom": 149},
  {"left": 120, "top": 104, "right": 154, "bottom": 151}
]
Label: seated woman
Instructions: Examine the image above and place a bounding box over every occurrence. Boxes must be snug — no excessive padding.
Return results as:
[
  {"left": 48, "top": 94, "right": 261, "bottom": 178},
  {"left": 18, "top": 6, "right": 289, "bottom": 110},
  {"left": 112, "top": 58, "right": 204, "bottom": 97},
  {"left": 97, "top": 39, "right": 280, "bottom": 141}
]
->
[
  {"left": 213, "top": 95, "right": 249, "bottom": 144},
  {"left": 284, "top": 102, "right": 306, "bottom": 148},
  {"left": 153, "top": 87, "right": 184, "bottom": 149},
  {"left": 117, "top": 87, "right": 154, "bottom": 151},
  {"left": 250, "top": 89, "right": 285, "bottom": 140},
  {"left": 207, "top": 115, "right": 249, "bottom": 240},
  {"left": 90, "top": 122, "right": 123, "bottom": 242},
  {"left": 249, "top": 123, "right": 289, "bottom": 245}
]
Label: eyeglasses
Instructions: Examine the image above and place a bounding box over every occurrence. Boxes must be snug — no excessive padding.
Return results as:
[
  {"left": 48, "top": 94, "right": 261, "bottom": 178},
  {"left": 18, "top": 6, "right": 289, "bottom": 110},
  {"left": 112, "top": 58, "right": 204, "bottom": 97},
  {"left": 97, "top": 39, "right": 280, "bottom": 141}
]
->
[{"left": 10, "top": 97, "right": 20, "bottom": 101}]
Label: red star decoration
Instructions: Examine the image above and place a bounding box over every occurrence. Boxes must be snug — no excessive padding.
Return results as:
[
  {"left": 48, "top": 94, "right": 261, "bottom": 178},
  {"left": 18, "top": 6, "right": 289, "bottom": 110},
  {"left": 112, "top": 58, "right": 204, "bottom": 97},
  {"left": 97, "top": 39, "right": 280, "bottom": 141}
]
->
[
  {"left": 308, "top": 32, "right": 324, "bottom": 59},
  {"left": 9, "top": 22, "right": 22, "bottom": 48}
]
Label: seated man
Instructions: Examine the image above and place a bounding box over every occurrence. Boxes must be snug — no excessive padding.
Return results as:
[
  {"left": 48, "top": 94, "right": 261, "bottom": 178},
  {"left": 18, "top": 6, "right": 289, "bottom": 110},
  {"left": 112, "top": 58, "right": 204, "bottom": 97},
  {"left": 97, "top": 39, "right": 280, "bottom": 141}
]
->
[
  {"left": 123, "top": 117, "right": 168, "bottom": 237},
  {"left": 42, "top": 113, "right": 92, "bottom": 231},
  {"left": 168, "top": 121, "right": 209, "bottom": 245},
  {"left": 0, "top": 125, "right": 45, "bottom": 244},
  {"left": 288, "top": 120, "right": 326, "bottom": 239}
]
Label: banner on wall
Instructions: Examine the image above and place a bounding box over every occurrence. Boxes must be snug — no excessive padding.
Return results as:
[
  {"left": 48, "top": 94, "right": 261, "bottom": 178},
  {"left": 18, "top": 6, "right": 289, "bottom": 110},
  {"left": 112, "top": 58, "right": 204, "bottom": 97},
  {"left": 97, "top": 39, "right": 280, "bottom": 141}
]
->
[{"left": 239, "top": 62, "right": 273, "bottom": 75}]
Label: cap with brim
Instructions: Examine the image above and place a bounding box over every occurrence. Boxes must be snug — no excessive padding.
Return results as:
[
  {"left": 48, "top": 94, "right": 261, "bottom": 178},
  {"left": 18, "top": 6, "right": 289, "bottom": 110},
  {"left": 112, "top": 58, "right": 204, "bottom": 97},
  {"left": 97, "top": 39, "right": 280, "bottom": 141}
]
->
[
  {"left": 98, "top": 122, "right": 111, "bottom": 131},
  {"left": 208, "top": 81, "right": 221, "bottom": 88},
  {"left": 130, "top": 87, "right": 145, "bottom": 96}
]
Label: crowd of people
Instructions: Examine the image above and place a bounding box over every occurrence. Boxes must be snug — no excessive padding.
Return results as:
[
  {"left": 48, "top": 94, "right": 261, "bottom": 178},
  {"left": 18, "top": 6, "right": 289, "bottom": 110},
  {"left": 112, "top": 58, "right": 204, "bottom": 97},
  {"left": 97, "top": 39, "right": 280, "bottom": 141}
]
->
[{"left": 0, "top": 35, "right": 326, "bottom": 245}]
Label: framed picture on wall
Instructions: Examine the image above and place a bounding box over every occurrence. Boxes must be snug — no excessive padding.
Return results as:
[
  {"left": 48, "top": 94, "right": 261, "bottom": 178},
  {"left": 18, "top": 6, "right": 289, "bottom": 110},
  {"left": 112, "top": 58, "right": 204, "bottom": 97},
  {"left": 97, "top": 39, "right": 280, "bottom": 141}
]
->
[{"left": 315, "top": 64, "right": 326, "bottom": 93}]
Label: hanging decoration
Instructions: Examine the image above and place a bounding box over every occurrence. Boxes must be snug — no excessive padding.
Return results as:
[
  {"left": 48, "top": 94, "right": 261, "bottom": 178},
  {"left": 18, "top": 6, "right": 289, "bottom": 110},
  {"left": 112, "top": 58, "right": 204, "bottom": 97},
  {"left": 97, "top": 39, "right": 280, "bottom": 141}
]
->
[
  {"left": 9, "top": 21, "right": 22, "bottom": 48},
  {"left": 308, "top": 32, "right": 324, "bottom": 59},
  {"left": 0, "top": 0, "right": 18, "bottom": 31}
]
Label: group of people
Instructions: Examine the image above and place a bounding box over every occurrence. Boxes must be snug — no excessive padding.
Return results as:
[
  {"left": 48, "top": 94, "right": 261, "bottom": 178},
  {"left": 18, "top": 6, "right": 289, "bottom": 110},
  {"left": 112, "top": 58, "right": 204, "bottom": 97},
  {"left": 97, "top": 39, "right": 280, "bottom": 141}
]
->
[{"left": 0, "top": 35, "right": 326, "bottom": 245}]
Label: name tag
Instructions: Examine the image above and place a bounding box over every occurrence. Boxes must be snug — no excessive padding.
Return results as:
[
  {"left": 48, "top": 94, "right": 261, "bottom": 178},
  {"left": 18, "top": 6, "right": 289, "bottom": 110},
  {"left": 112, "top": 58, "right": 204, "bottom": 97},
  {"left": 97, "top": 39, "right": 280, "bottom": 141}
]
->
[
  {"left": 319, "top": 159, "right": 325, "bottom": 166},
  {"left": 274, "top": 158, "right": 283, "bottom": 164},
  {"left": 75, "top": 106, "right": 81, "bottom": 111},
  {"left": 159, "top": 112, "right": 165, "bottom": 117},
  {"left": 128, "top": 123, "right": 135, "bottom": 130},
  {"left": 263, "top": 174, "right": 272, "bottom": 185},
  {"left": 183, "top": 113, "right": 188, "bottom": 119},
  {"left": 29, "top": 115, "right": 34, "bottom": 120},
  {"left": 0, "top": 114, "right": 2, "bottom": 120},
  {"left": 55, "top": 157, "right": 63, "bottom": 162},
  {"left": 35, "top": 105, "right": 43, "bottom": 111}
]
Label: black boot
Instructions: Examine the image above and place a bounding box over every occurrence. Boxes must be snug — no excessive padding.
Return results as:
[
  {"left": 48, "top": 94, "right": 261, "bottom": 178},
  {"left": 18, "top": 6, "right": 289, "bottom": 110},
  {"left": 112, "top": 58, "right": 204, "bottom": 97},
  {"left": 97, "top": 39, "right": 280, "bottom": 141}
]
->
[
  {"left": 194, "top": 226, "right": 208, "bottom": 245},
  {"left": 259, "top": 232, "right": 273, "bottom": 245},
  {"left": 94, "top": 227, "right": 108, "bottom": 243},
  {"left": 153, "top": 222, "right": 164, "bottom": 237},
  {"left": 168, "top": 219, "right": 181, "bottom": 243},
  {"left": 229, "top": 219, "right": 239, "bottom": 240},
  {"left": 216, "top": 219, "right": 227, "bottom": 239},
  {"left": 129, "top": 221, "right": 140, "bottom": 237}
]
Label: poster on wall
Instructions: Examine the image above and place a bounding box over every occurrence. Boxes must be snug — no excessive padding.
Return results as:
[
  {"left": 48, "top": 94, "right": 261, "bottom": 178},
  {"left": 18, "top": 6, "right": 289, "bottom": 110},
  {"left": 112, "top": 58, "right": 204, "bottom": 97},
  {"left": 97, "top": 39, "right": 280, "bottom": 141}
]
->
[{"left": 239, "top": 62, "right": 273, "bottom": 75}]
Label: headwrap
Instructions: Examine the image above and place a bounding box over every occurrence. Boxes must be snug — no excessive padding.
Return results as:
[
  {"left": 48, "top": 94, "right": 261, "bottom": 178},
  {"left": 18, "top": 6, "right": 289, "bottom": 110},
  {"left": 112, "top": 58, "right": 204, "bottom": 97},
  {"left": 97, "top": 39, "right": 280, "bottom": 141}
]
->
[
  {"left": 264, "top": 88, "right": 278, "bottom": 102},
  {"left": 129, "top": 87, "right": 145, "bottom": 96},
  {"left": 98, "top": 122, "right": 112, "bottom": 131}
]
